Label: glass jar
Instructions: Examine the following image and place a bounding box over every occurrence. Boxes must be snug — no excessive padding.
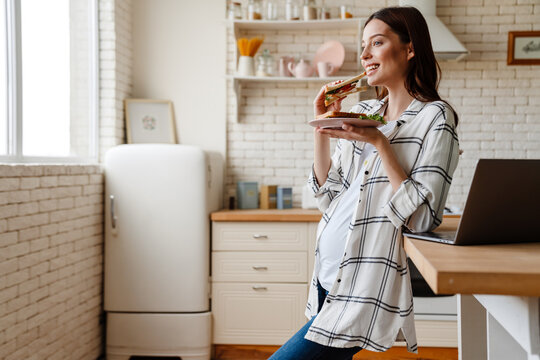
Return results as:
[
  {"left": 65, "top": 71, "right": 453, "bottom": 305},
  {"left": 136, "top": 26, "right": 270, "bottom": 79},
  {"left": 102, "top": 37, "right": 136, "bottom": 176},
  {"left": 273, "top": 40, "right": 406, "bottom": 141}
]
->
[
  {"left": 285, "top": 0, "right": 300, "bottom": 21},
  {"left": 265, "top": 0, "right": 278, "bottom": 20},
  {"left": 319, "top": 6, "right": 330, "bottom": 19},
  {"left": 303, "top": 0, "right": 317, "bottom": 21},
  {"left": 248, "top": 0, "right": 263, "bottom": 20},
  {"left": 256, "top": 49, "right": 275, "bottom": 77},
  {"left": 227, "top": 1, "right": 242, "bottom": 20},
  {"left": 340, "top": 5, "right": 353, "bottom": 19}
]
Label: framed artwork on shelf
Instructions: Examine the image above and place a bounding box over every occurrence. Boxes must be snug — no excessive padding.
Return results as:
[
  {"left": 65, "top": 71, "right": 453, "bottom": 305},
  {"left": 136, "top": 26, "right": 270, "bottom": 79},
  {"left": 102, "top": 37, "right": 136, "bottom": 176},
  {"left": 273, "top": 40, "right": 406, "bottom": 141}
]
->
[
  {"left": 124, "top": 99, "right": 177, "bottom": 144},
  {"left": 507, "top": 31, "right": 540, "bottom": 65}
]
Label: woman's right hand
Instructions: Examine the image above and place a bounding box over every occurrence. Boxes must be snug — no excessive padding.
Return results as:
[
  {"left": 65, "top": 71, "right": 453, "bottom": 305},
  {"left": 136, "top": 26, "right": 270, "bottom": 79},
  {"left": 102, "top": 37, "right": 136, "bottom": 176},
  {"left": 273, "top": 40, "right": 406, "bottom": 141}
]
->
[{"left": 313, "top": 83, "right": 343, "bottom": 117}]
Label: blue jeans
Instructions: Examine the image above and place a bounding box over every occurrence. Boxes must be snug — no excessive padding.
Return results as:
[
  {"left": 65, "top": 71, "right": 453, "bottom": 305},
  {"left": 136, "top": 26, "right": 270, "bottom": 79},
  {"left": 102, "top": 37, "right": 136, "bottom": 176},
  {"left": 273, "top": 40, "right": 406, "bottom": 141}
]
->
[{"left": 268, "top": 281, "right": 362, "bottom": 360}]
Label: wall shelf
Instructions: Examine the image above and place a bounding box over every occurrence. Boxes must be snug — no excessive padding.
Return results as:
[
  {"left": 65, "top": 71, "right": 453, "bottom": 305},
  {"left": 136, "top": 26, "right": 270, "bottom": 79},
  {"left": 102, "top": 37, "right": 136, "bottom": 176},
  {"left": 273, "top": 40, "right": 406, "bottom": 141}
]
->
[
  {"left": 226, "top": 18, "right": 366, "bottom": 123},
  {"left": 225, "top": 18, "right": 362, "bottom": 32},
  {"left": 227, "top": 75, "right": 347, "bottom": 82},
  {"left": 228, "top": 75, "right": 365, "bottom": 123},
  {"left": 230, "top": 75, "right": 344, "bottom": 123}
]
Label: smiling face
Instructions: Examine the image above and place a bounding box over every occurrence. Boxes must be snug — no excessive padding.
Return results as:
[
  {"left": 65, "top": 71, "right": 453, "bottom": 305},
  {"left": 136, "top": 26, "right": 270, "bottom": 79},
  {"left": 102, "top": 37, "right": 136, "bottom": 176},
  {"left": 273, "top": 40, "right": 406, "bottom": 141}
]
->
[{"left": 361, "top": 19, "right": 414, "bottom": 90}]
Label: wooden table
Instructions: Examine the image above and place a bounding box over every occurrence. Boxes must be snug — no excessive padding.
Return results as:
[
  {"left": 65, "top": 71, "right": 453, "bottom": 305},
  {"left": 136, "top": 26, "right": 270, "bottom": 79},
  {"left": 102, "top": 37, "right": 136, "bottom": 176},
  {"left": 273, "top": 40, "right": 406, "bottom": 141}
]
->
[{"left": 404, "top": 219, "right": 540, "bottom": 360}]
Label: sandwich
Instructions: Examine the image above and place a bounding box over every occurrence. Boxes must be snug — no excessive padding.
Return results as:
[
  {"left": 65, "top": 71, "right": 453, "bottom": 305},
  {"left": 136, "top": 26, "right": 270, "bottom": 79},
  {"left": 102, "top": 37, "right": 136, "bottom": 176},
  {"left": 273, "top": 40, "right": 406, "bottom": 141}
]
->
[
  {"left": 316, "top": 110, "right": 386, "bottom": 125},
  {"left": 324, "top": 72, "right": 368, "bottom": 106}
]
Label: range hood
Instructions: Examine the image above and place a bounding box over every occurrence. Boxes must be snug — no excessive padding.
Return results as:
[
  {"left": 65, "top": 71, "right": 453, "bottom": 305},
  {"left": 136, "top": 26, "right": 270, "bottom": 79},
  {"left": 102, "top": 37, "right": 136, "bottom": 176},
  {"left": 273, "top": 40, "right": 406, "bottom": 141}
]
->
[{"left": 399, "top": 0, "right": 469, "bottom": 61}]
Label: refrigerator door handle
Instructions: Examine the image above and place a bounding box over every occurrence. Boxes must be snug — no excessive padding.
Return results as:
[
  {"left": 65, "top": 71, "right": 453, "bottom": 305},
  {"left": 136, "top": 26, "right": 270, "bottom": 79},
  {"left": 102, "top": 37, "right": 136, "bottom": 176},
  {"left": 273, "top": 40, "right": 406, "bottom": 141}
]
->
[{"left": 110, "top": 195, "right": 117, "bottom": 229}]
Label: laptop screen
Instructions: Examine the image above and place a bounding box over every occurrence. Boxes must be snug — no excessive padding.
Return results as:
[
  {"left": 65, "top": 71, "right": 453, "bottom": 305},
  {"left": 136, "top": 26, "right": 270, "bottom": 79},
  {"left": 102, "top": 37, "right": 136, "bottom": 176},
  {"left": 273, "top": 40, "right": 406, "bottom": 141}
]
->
[{"left": 454, "top": 159, "right": 540, "bottom": 245}]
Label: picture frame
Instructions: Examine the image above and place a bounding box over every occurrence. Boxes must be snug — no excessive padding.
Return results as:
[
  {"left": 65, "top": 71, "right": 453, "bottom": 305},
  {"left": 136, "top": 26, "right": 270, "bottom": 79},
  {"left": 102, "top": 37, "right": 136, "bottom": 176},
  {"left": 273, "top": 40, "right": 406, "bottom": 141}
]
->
[
  {"left": 507, "top": 31, "right": 540, "bottom": 65},
  {"left": 124, "top": 99, "right": 177, "bottom": 144}
]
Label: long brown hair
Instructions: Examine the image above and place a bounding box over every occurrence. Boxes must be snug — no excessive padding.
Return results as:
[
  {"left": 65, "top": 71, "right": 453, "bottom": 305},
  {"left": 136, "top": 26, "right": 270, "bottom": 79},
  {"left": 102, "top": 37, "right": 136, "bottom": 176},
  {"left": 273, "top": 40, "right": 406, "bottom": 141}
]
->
[{"left": 365, "top": 6, "right": 458, "bottom": 125}]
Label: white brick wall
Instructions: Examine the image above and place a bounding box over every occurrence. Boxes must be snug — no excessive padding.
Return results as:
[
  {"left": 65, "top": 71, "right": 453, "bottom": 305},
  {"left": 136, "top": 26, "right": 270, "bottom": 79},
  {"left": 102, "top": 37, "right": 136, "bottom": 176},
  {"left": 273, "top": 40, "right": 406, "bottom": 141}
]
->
[
  {"left": 99, "top": 0, "right": 132, "bottom": 161},
  {"left": 226, "top": 0, "right": 540, "bottom": 209},
  {"left": 0, "top": 165, "right": 103, "bottom": 360}
]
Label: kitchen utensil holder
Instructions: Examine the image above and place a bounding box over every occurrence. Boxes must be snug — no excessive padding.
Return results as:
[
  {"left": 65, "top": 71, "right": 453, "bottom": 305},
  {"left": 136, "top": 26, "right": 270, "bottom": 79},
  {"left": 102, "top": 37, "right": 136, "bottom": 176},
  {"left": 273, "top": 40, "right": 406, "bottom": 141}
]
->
[{"left": 237, "top": 56, "right": 255, "bottom": 76}]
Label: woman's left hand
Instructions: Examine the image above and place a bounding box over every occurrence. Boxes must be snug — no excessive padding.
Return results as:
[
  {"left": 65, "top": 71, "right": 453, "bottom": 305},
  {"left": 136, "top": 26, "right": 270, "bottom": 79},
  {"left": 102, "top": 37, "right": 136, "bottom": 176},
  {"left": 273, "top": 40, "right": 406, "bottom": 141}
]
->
[{"left": 317, "top": 124, "right": 387, "bottom": 148}]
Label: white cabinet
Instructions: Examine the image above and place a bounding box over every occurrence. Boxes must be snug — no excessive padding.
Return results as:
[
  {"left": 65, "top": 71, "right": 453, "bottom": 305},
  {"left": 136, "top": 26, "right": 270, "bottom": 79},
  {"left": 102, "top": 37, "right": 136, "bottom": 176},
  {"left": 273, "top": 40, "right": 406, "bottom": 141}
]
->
[
  {"left": 211, "top": 221, "right": 317, "bottom": 345},
  {"left": 212, "top": 283, "right": 307, "bottom": 345},
  {"left": 211, "top": 219, "right": 458, "bottom": 347}
]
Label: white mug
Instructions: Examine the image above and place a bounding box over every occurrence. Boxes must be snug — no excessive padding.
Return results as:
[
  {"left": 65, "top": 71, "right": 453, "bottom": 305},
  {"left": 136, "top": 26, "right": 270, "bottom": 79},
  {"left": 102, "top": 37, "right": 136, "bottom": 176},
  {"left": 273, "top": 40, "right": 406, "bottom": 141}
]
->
[{"left": 317, "top": 61, "right": 335, "bottom": 78}]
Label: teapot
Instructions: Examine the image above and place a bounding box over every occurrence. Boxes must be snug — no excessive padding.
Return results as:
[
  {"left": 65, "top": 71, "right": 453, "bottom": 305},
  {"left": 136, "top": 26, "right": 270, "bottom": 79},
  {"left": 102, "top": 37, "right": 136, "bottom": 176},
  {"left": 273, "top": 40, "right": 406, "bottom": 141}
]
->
[{"left": 288, "top": 59, "right": 314, "bottom": 78}]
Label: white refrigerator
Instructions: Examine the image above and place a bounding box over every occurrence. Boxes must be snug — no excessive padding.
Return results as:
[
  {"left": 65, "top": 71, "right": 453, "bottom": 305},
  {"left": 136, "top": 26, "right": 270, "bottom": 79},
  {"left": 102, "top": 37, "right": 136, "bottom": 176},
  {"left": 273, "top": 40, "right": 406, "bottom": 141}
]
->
[{"left": 104, "top": 144, "right": 223, "bottom": 360}]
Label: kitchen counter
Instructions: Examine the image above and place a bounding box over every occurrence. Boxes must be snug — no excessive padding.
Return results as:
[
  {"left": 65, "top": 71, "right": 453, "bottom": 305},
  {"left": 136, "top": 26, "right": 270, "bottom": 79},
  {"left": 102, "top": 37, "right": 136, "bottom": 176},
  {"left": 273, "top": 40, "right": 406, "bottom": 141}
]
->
[
  {"left": 210, "top": 208, "right": 322, "bottom": 222},
  {"left": 404, "top": 224, "right": 540, "bottom": 360},
  {"left": 210, "top": 208, "right": 462, "bottom": 223}
]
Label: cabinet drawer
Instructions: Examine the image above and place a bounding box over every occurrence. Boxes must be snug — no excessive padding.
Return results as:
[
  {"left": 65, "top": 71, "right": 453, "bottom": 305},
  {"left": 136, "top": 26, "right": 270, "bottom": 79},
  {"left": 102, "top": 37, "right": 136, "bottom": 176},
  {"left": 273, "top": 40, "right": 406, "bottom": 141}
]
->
[
  {"left": 212, "top": 283, "right": 308, "bottom": 345},
  {"left": 212, "top": 222, "right": 308, "bottom": 251},
  {"left": 212, "top": 252, "right": 308, "bottom": 283}
]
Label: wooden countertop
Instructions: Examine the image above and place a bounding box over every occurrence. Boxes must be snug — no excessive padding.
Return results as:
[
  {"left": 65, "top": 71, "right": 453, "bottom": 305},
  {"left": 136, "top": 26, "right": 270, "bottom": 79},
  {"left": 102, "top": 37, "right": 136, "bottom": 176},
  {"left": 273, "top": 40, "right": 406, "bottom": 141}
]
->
[
  {"left": 210, "top": 208, "right": 322, "bottom": 222},
  {"left": 211, "top": 210, "right": 540, "bottom": 296},
  {"left": 210, "top": 208, "right": 462, "bottom": 223},
  {"left": 404, "top": 218, "right": 540, "bottom": 297}
]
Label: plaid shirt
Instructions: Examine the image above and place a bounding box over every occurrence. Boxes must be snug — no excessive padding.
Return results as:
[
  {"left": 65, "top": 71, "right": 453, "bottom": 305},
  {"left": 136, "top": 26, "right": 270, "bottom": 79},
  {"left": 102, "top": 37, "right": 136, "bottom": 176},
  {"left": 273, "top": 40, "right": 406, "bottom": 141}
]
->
[{"left": 306, "top": 98, "right": 460, "bottom": 353}]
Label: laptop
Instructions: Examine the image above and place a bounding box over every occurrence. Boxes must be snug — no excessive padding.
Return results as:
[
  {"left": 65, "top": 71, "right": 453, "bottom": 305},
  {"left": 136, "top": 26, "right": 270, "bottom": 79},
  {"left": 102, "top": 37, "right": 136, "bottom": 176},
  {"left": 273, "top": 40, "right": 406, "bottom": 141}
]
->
[{"left": 403, "top": 159, "right": 540, "bottom": 245}]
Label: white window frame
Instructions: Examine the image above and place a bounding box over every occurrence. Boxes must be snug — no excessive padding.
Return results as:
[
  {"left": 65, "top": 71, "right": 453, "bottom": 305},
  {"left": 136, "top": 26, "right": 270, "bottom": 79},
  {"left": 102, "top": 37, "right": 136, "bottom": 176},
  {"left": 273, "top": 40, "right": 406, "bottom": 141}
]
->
[{"left": 0, "top": 0, "right": 99, "bottom": 164}]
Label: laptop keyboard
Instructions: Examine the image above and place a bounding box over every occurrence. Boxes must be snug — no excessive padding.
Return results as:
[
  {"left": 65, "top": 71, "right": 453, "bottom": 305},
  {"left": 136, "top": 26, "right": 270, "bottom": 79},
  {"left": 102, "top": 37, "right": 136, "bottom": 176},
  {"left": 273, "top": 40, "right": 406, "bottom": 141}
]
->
[{"left": 403, "top": 230, "right": 457, "bottom": 244}]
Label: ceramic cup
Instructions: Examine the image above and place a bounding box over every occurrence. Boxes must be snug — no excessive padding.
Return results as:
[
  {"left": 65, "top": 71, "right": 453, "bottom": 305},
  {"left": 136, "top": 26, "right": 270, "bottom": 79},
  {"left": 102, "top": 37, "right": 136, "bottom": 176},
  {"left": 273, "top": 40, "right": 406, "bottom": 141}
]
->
[
  {"left": 279, "top": 56, "right": 294, "bottom": 77},
  {"left": 317, "top": 61, "right": 335, "bottom": 78},
  {"left": 237, "top": 56, "right": 255, "bottom": 76}
]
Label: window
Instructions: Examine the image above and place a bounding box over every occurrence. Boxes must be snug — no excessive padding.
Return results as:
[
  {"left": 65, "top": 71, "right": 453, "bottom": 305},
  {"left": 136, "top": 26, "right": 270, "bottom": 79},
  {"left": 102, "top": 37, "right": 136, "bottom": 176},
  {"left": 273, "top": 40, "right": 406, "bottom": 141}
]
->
[
  {"left": 0, "top": 2, "right": 7, "bottom": 155},
  {"left": 0, "top": 0, "right": 98, "bottom": 162}
]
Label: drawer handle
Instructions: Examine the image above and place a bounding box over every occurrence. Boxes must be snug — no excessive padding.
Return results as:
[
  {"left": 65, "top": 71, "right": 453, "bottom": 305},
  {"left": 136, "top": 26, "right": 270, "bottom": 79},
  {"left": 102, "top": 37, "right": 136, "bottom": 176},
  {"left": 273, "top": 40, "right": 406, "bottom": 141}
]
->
[
  {"left": 252, "top": 266, "right": 268, "bottom": 270},
  {"left": 253, "top": 234, "right": 268, "bottom": 239},
  {"left": 252, "top": 286, "right": 268, "bottom": 291}
]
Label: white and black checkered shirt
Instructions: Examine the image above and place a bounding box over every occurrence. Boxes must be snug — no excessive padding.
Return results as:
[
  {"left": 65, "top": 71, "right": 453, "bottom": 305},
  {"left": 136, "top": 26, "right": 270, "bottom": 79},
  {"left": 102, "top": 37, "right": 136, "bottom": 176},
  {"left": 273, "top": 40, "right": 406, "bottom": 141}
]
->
[{"left": 306, "top": 98, "right": 460, "bottom": 353}]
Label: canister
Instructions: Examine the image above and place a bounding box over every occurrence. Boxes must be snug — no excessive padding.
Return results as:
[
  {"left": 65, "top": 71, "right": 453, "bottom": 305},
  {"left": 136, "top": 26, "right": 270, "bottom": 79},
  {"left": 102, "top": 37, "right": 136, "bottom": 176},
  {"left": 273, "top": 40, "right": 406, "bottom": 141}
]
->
[
  {"left": 277, "top": 187, "right": 293, "bottom": 209},
  {"left": 237, "top": 181, "right": 259, "bottom": 209},
  {"left": 260, "top": 185, "right": 277, "bottom": 209}
]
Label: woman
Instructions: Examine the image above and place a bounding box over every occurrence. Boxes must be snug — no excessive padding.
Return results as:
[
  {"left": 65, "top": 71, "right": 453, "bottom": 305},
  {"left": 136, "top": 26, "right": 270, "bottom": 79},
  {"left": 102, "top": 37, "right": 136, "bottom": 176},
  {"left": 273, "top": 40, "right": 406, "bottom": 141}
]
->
[{"left": 269, "top": 6, "right": 460, "bottom": 360}]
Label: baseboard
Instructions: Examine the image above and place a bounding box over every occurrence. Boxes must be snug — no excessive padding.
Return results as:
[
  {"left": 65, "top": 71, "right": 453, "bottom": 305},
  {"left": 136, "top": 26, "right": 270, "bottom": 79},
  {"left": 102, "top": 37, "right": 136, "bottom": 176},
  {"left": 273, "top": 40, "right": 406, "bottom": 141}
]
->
[{"left": 213, "top": 344, "right": 458, "bottom": 360}]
